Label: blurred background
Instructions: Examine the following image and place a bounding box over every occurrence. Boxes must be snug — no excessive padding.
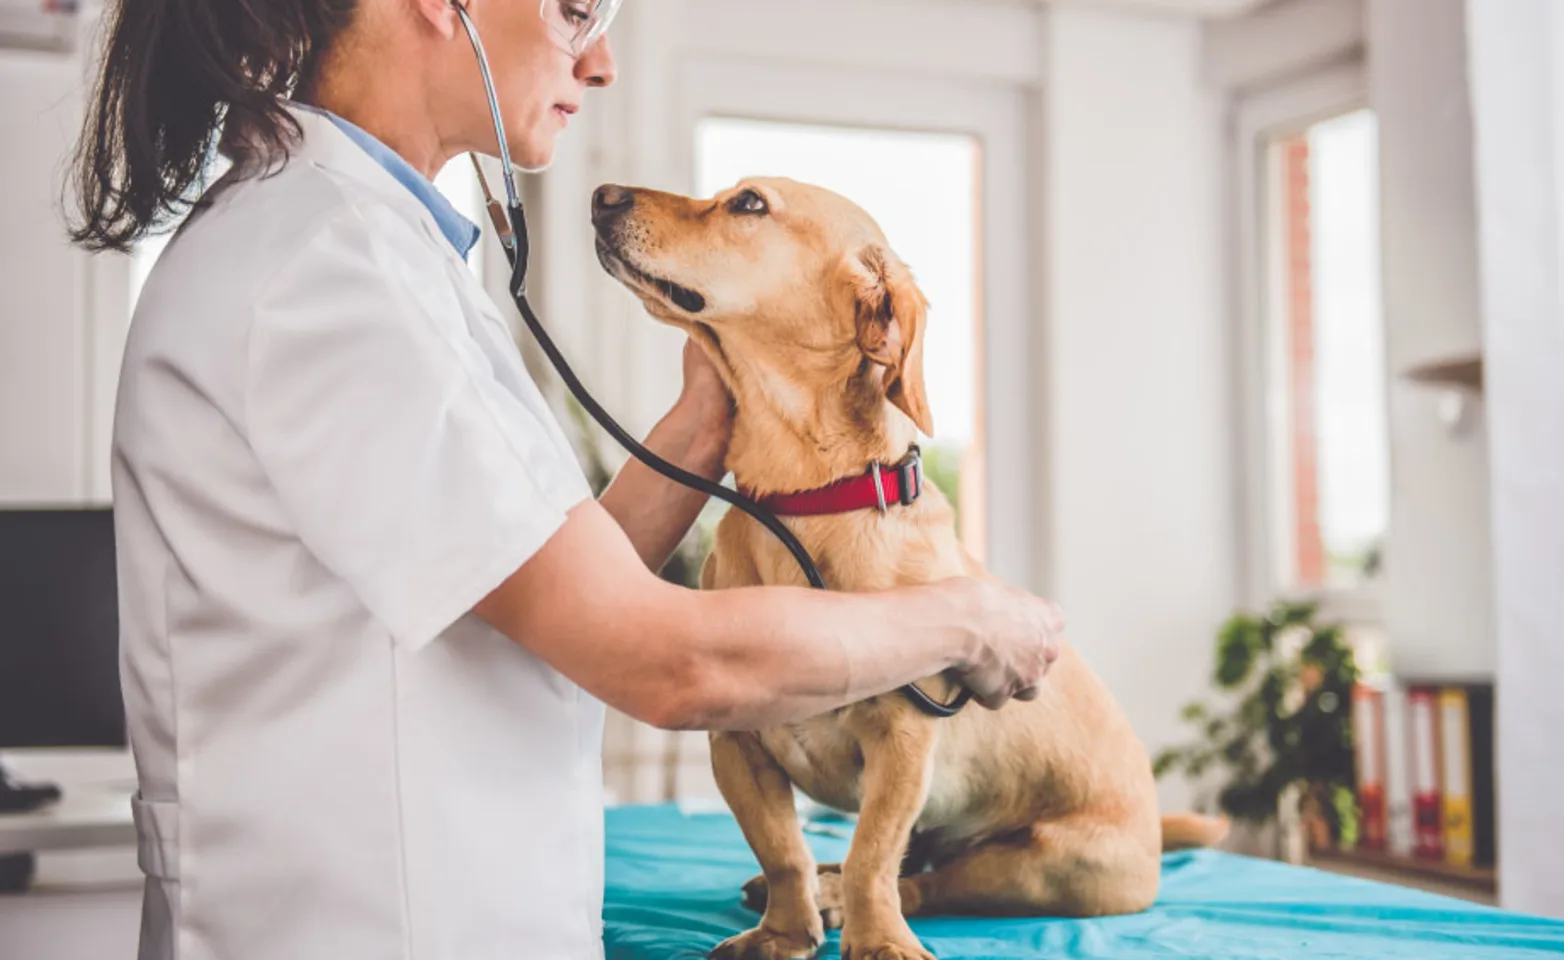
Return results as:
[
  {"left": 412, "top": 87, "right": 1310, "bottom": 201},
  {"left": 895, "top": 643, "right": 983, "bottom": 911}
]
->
[{"left": 2, "top": 0, "right": 1561, "bottom": 953}]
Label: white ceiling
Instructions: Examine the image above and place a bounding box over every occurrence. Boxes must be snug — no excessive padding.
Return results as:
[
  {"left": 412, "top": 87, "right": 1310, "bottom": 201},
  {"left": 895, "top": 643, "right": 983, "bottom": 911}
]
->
[{"left": 1039, "top": 0, "right": 1275, "bottom": 20}]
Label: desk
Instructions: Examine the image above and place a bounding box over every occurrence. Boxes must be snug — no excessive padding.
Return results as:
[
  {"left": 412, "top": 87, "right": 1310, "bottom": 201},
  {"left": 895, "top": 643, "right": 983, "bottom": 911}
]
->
[
  {"left": 0, "top": 752, "right": 142, "bottom": 960},
  {"left": 0, "top": 782, "right": 136, "bottom": 856},
  {"left": 0, "top": 749, "right": 139, "bottom": 889}
]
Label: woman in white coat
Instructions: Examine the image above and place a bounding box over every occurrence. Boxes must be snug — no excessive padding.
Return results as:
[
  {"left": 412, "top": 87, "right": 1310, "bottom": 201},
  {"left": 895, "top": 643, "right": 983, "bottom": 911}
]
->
[{"left": 67, "top": 1, "right": 1065, "bottom": 958}]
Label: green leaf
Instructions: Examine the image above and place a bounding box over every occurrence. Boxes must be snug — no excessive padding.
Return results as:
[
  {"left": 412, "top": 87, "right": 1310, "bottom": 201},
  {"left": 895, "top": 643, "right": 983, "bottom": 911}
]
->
[
  {"left": 1273, "top": 600, "right": 1318, "bottom": 627},
  {"left": 1215, "top": 616, "right": 1261, "bottom": 688},
  {"left": 1181, "top": 702, "right": 1207, "bottom": 723},
  {"left": 1258, "top": 671, "right": 1286, "bottom": 715},
  {"left": 1333, "top": 785, "right": 1360, "bottom": 848},
  {"left": 1302, "top": 626, "right": 1344, "bottom": 664},
  {"left": 920, "top": 444, "right": 964, "bottom": 530}
]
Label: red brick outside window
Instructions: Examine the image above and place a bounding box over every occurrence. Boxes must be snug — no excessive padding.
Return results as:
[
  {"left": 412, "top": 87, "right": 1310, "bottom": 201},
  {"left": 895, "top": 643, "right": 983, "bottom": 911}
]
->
[{"left": 1282, "top": 136, "right": 1325, "bottom": 587}]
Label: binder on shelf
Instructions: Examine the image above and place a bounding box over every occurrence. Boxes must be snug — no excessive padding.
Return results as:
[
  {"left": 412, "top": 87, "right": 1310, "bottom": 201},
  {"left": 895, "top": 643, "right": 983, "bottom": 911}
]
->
[
  {"left": 1407, "top": 686, "right": 1443, "bottom": 860},
  {"left": 1467, "top": 684, "right": 1497, "bottom": 868},
  {"left": 1438, "top": 687, "right": 1474, "bottom": 867},
  {"left": 1352, "top": 683, "right": 1387, "bottom": 851},
  {"left": 1382, "top": 681, "right": 1414, "bottom": 857}
]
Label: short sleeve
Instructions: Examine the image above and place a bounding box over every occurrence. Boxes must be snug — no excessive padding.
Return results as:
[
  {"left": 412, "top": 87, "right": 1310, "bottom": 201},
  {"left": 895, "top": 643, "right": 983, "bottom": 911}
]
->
[{"left": 246, "top": 205, "right": 582, "bottom": 650}]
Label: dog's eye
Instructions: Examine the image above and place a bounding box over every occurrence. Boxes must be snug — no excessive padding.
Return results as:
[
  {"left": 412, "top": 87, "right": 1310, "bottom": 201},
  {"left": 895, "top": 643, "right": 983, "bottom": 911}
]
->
[{"left": 728, "top": 189, "right": 769, "bottom": 216}]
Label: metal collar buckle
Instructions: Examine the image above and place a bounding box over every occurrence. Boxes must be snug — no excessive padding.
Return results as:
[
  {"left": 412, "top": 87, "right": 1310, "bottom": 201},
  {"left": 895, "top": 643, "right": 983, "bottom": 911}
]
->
[
  {"left": 897, "top": 445, "right": 923, "bottom": 507},
  {"left": 869, "top": 446, "right": 923, "bottom": 515}
]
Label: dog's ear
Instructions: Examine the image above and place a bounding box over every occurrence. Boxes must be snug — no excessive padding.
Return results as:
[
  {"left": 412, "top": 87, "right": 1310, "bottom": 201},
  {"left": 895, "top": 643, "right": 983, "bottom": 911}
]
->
[{"left": 845, "top": 245, "right": 934, "bottom": 436}]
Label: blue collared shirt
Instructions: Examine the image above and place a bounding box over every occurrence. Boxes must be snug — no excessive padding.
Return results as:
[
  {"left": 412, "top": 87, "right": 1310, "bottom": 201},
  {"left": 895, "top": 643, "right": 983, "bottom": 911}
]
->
[{"left": 295, "top": 103, "right": 481, "bottom": 260}]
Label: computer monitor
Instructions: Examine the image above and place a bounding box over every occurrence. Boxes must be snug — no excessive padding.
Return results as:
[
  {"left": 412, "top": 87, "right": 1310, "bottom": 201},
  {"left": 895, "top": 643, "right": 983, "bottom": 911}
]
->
[{"left": 0, "top": 507, "right": 125, "bottom": 751}]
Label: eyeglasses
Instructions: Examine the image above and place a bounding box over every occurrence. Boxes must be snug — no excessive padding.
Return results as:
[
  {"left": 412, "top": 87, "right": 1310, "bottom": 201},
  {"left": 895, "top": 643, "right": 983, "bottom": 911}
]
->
[{"left": 540, "top": 0, "right": 623, "bottom": 57}]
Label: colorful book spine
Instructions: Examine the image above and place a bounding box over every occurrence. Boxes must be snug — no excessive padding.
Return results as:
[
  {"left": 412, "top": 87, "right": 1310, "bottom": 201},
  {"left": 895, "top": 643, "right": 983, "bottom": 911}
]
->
[
  {"left": 1467, "top": 684, "right": 1497, "bottom": 868},
  {"left": 1407, "top": 686, "right": 1444, "bottom": 860},
  {"left": 1352, "top": 683, "right": 1387, "bottom": 851},
  {"left": 1438, "top": 687, "right": 1474, "bottom": 867},
  {"left": 1381, "top": 682, "right": 1414, "bottom": 857}
]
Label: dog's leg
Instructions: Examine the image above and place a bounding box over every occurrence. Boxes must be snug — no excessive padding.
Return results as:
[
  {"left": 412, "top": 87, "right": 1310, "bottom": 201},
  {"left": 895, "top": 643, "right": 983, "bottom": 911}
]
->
[
  {"left": 742, "top": 833, "right": 926, "bottom": 931},
  {"left": 708, "top": 732, "right": 824, "bottom": 960},
  {"left": 838, "top": 712, "right": 937, "bottom": 960},
  {"left": 742, "top": 864, "right": 845, "bottom": 931},
  {"left": 898, "top": 818, "right": 1159, "bottom": 919}
]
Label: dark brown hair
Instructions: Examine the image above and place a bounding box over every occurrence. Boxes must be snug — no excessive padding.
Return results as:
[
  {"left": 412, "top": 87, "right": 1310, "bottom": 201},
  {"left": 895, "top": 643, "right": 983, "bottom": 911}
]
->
[{"left": 68, "top": 0, "right": 359, "bottom": 252}]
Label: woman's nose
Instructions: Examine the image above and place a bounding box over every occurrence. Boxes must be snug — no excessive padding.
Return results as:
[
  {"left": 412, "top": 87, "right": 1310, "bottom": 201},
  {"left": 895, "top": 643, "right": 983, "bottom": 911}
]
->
[
  {"left": 578, "top": 35, "right": 617, "bottom": 88},
  {"left": 592, "top": 184, "right": 636, "bottom": 223}
]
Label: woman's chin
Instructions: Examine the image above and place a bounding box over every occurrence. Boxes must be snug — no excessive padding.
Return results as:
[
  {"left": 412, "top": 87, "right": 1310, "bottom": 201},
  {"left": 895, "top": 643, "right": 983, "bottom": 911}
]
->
[{"left": 509, "top": 131, "right": 560, "bottom": 173}]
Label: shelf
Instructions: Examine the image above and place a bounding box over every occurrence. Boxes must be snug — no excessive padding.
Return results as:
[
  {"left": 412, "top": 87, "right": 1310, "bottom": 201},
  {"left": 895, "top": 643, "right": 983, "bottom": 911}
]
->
[
  {"left": 1401, "top": 354, "right": 1483, "bottom": 392},
  {"left": 1308, "top": 845, "right": 1496, "bottom": 893}
]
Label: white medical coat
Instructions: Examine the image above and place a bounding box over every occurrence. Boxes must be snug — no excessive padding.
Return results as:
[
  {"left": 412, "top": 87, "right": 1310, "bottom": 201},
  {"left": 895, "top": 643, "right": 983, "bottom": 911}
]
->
[{"left": 113, "top": 104, "right": 605, "bottom": 960}]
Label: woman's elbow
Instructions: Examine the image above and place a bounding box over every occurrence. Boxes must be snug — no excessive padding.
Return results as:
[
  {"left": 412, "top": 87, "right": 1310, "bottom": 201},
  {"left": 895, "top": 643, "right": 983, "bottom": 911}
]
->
[{"left": 624, "top": 652, "right": 736, "bottom": 731}]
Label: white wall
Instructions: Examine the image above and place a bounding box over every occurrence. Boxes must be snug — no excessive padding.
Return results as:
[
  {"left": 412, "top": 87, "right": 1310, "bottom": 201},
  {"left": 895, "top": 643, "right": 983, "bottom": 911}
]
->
[
  {"left": 1041, "top": 6, "right": 1235, "bottom": 815},
  {"left": 0, "top": 9, "right": 125, "bottom": 507},
  {"left": 1203, "top": 0, "right": 1364, "bottom": 91},
  {"left": 0, "top": 43, "right": 90, "bottom": 504},
  {"left": 1464, "top": 0, "right": 1564, "bottom": 918},
  {"left": 1366, "top": 0, "right": 1495, "bottom": 680}
]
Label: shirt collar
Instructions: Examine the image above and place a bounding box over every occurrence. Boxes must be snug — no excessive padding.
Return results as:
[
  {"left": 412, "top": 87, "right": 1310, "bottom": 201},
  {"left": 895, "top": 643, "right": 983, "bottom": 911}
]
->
[{"left": 292, "top": 103, "right": 481, "bottom": 260}]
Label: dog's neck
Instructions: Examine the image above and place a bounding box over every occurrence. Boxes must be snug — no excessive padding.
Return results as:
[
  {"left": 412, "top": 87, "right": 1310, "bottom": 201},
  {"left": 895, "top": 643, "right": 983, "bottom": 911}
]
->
[{"left": 725, "top": 360, "right": 919, "bottom": 498}]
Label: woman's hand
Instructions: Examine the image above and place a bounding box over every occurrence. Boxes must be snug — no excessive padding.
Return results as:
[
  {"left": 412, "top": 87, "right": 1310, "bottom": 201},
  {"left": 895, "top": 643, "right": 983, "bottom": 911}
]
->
[
  {"left": 943, "top": 580, "right": 1065, "bottom": 710},
  {"left": 672, "top": 338, "right": 734, "bottom": 478},
  {"left": 595, "top": 338, "right": 733, "bottom": 571}
]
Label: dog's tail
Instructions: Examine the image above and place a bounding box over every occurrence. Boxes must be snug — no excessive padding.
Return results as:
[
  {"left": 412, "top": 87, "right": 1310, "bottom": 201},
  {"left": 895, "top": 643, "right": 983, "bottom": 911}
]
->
[{"left": 1161, "top": 812, "right": 1230, "bottom": 852}]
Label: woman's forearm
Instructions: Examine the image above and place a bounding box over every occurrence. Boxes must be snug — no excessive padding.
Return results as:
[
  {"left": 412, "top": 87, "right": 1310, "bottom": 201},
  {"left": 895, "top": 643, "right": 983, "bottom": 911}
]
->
[
  {"left": 663, "top": 582, "right": 982, "bottom": 730},
  {"left": 598, "top": 403, "right": 726, "bottom": 572},
  {"left": 476, "top": 501, "right": 1058, "bottom": 732}
]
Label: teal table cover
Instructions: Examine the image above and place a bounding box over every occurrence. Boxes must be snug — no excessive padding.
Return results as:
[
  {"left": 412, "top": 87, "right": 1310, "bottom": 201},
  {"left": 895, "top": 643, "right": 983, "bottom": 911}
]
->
[{"left": 603, "top": 804, "right": 1564, "bottom": 959}]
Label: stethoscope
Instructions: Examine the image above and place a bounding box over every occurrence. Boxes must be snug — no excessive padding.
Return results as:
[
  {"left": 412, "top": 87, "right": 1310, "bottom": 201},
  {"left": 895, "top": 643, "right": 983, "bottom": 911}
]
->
[{"left": 450, "top": 2, "right": 969, "bottom": 719}]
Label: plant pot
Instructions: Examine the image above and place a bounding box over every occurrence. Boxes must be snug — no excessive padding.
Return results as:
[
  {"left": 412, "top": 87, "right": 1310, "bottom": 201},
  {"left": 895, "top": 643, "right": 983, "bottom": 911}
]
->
[
  {"left": 1222, "top": 818, "right": 1278, "bottom": 858},
  {"left": 1277, "top": 783, "right": 1307, "bottom": 864},
  {"left": 1218, "top": 789, "right": 1308, "bottom": 863}
]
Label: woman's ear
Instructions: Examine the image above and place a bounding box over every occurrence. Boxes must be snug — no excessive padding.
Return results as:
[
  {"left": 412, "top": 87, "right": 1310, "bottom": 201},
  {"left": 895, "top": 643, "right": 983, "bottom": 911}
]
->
[
  {"left": 416, "top": 0, "right": 462, "bottom": 41},
  {"left": 845, "top": 245, "right": 934, "bottom": 437}
]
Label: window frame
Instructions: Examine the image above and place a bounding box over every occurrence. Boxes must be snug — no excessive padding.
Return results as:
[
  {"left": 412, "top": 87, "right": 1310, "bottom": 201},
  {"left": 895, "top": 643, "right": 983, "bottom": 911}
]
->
[{"left": 1232, "top": 59, "right": 1387, "bottom": 626}]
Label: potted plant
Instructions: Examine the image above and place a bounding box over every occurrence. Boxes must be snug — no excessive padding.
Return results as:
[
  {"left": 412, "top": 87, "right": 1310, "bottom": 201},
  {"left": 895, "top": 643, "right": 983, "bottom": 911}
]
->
[{"left": 1153, "top": 600, "right": 1360, "bottom": 861}]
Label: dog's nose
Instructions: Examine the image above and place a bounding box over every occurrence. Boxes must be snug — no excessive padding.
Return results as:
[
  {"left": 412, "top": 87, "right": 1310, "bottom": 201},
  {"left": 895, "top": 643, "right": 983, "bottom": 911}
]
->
[{"left": 592, "top": 184, "right": 636, "bottom": 222}]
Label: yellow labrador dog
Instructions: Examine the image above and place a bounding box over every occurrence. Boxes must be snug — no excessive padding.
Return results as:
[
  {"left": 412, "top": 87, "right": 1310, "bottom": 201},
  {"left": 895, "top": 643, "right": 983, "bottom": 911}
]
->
[{"left": 590, "top": 178, "right": 1228, "bottom": 960}]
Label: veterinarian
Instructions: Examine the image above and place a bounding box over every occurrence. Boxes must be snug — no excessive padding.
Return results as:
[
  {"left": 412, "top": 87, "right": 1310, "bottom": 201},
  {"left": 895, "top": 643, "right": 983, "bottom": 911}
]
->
[{"left": 68, "top": 1, "right": 1066, "bottom": 958}]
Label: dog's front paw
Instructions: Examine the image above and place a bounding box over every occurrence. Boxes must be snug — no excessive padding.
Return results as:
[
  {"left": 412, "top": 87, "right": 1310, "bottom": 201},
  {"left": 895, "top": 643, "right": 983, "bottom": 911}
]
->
[
  {"left": 741, "top": 866, "right": 845, "bottom": 930},
  {"left": 839, "top": 924, "right": 936, "bottom": 960},
  {"left": 709, "top": 924, "right": 822, "bottom": 960}
]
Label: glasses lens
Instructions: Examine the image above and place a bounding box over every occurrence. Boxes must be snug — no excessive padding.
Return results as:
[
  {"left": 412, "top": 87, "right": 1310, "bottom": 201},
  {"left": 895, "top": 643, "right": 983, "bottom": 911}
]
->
[{"left": 541, "top": 0, "right": 623, "bottom": 55}]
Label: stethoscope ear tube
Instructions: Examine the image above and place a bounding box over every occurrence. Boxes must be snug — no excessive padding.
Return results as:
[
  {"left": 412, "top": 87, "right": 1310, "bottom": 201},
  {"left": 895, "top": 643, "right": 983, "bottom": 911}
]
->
[{"left": 454, "top": 4, "right": 970, "bottom": 719}]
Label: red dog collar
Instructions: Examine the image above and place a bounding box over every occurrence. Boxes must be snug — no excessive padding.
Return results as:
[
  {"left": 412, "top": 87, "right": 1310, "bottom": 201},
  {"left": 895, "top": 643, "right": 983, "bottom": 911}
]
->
[{"left": 747, "top": 447, "right": 924, "bottom": 517}]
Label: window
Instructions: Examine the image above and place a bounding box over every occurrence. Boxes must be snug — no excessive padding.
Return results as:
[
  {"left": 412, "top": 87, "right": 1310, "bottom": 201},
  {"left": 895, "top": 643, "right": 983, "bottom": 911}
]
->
[
  {"left": 693, "top": 117, "right": 987, "bottom": 558},
  {"left": 1257, "top": 107, "right": 1389, "bottom": 606}
]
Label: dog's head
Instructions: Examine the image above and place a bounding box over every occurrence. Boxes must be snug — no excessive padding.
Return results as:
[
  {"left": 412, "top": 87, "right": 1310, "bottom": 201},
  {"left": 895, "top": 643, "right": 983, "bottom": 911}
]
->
[{"left": 590, "top": 177, "right": 934, "bottom": 442}]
